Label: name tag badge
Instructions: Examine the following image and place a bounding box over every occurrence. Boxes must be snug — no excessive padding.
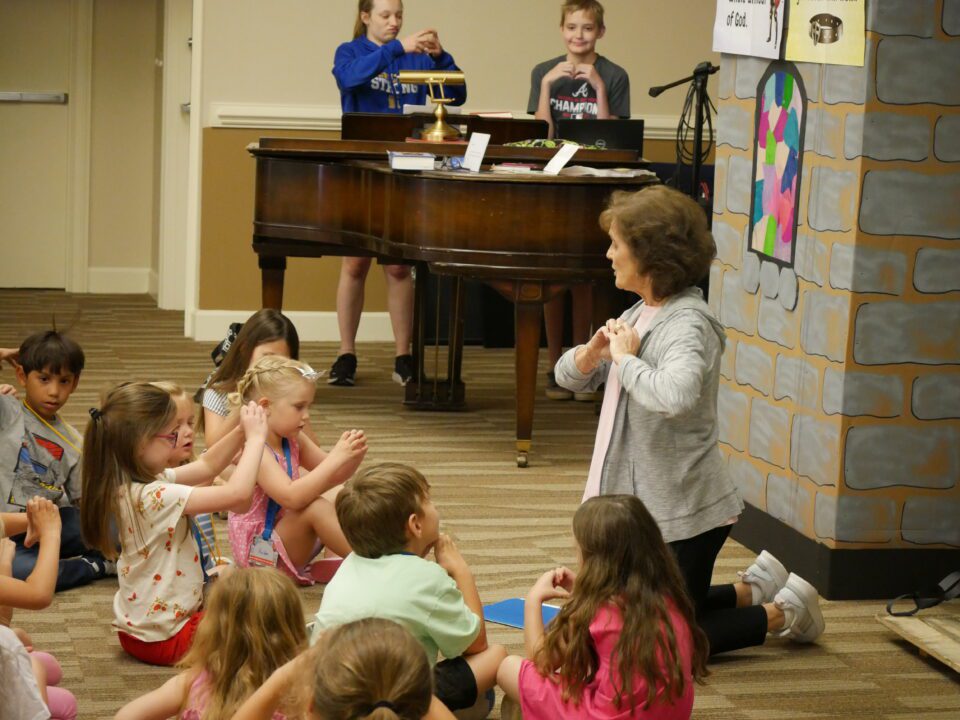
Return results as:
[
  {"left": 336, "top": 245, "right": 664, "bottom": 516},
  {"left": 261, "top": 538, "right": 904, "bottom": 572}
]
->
[{"left": 248, "top": 536, "right": 279, "bottom": 567}]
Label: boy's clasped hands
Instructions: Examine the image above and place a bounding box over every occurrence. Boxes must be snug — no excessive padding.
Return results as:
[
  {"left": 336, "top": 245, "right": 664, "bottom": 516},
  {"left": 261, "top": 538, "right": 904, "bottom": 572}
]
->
[{"left": 543, "top": 60, "right": 603, "bottom": 89}]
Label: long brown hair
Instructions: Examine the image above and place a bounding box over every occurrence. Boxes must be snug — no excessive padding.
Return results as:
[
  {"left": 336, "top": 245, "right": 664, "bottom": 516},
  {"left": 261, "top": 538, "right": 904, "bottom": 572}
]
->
[
  {"left": 179, "top": 568, "right": 307, "bottom": 720},
  {"left": 80, "top": 383, "right": 175, "bottom": 559},
  {"left": 353, "top": 0, "right": 403, "bottom": 39},
  {"left": 309, "top": 618, "right": 432, "bottom": 720},
  {"left": 535, "top": 496, "right": 709, "bottom": 711}
]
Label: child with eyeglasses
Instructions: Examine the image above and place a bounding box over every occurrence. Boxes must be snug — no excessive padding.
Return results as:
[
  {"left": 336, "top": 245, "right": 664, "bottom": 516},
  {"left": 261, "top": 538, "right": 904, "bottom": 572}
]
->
[
  {"left": 227, "top": 356, "right": 367, "bottom": 584},
  {"left": 79, "top": 382, "right": 269, "bottom": 666}
]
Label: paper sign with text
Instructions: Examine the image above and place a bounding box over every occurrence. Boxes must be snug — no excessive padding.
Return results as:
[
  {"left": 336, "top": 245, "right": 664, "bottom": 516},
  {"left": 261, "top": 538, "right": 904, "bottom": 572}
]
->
[
  {"left": 786, "top": 0, "right": 865, "bottom": 67},
  {"left": 463, "top": 132, "right": 491, "bottom": 173},
  {"left": 713, "top": 0, "right": 785, "bottom": 59}
]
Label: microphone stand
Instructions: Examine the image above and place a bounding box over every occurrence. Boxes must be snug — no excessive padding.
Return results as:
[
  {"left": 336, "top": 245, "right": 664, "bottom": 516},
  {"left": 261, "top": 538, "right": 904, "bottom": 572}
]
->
[{"left": 649, "top": 61, "right": 719, "bottom": 203}]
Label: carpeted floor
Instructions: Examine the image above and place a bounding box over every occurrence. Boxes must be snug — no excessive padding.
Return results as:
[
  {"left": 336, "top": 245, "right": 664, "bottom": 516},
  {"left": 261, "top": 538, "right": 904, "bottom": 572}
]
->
[{"left": 2, "top": 290, "right": 958, "bottom": 719}]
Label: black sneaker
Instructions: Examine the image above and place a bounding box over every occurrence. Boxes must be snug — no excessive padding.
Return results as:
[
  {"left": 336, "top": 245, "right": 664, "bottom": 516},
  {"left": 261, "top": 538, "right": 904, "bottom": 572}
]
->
[
  {"left": 393, "top": 354, "right": 415, "bottom": 386},
  {"left": 328, "top": 353, "right": 357, "bottom": 386}
]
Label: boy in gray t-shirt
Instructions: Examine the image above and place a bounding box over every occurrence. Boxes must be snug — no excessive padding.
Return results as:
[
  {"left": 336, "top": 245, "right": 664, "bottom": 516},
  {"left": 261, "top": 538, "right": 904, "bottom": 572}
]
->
[
  {"left": 527, "top": 0, "right": 630, "bottom": 137},
  {"left": 0, "top": 332, "right": 113, "bottom": 591}
]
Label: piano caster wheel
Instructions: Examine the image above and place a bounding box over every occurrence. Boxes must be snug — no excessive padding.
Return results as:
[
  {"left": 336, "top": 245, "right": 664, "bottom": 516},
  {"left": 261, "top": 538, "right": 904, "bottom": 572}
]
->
[{"left": 517, "top": 453, "right": 528, "bottom": 468}]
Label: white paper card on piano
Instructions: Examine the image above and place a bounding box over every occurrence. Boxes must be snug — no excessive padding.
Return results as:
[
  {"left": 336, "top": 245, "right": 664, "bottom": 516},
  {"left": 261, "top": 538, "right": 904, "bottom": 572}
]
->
[
  {"left": 542, "top": 143, "right": 579, "bottom": 175},
  {"left": 462, "top": 132, "right": 491, "bottom": 173}
]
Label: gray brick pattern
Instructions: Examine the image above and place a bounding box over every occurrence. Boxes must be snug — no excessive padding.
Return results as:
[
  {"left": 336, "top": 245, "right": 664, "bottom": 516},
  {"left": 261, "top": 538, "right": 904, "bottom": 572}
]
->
[
  {"left": 718, "top": 53, "right": 736, "bottom": 99},
  {"left": 911, "top": 374, "right": 960, "bottom": 420},
  {"left": 774, "top": 355, "right": 820, "bottom": 409},
  {"left": 829, "top": 243, "right": 907, "bottom": 295},
  {"left": 902, "top": 497, "right": 960, "bottom": 546},
  {"left": 713, "top": 155, "right": 728, "bottom": 216},
  {"left": 719, "top": 383, "right": 749, "bottom": 451},
  {"left": 721, "top": 271, "right": 759, "bottom": 335},
  {"left": 729, "top": 454, "right": 765, "bottom": 508},
  {"left": 946, "top": 0, "right": 960, "bottom": 36},
  {"left": 808, "top": 167, "right": 858, "bottom": 232},
  {"left": 709, "top": 264, "right": 724, "bottom": 319},
  {"left": 814, "top": 494, "right": 898, "bottom": 543},
  {"left": 726, "top": 155, "right": 752, "bottom": 215},
  {"left": 742, "top": 251, "right": 761, "bottom": 293},
  {"left": 845, "top": 425, "right": 960, "bottom": 490},
  {"left": 779, "top": 267, "right": 799, "bottom": 310},
  {"left": 767, "top": 472, "right": 812, "bottom": 534},
  {"left": 822, "top": 367, "right": 903, "bottom": 417},
  {"left": 800, "top": 291, "right": 850, "bottom": 362},
  {"left": 803, "top": 108, "right": 820, "bottom": 154},
  {"left": 735, "top": 342, "right": 774, "bottom": 395},
  {"left": 760, "top": 260, "right": 780, "bottom": 298},
  {"left": 735, "top": 56, "right": 768, "bottom": 99},
  {"left": 854, "top": 301, "right": 960, "bottom": 365},
  {"left": 867, "top": 0, "right": 937, "bottom": 37},
  {"left": 934, "top": 115, "right": 960, "bottom": 162},
  {"left": 717, "top": 105, "right": 752, "bottom": 150},
  {"left": 791, "top": 414, "right": 840, "bottom": 486},
  {"left": 720, "top": 336, "right": 736, "bottom": 381},
  {"left": 794, "top": 62, "right": 821, "bottom": 104},
  {"left": 860, "top": 170, "right": 960, "bottom": 239},
  {"left": 846, "top": 112, "right": 930, "bottom": 162},
  {"left": 877, "top": 38, "right": 960, "bottom": 105},
  {"left": 749, "top": 398, "right": 790, "bottom": 467},
  {"left": 713, "top": 219, "right": 741, "bottom": 268},
  {"left": 823, "top": 63, "right": 868, "bottom": 105},
  {"left": 759, "top": 294, "right": 800, "bottom": 349},
  {"left": 814, "top": 109, "right": 843, "bottom": 159},
  {"left": 914, "top": 248, "right": 960, "bottom": 294},
  {"left": 794, "top": 233, "right": 828, "bottom": 286}
]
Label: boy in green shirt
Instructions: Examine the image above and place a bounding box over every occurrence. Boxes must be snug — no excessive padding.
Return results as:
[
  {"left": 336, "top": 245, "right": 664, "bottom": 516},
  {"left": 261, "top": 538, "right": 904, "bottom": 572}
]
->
[{"left": 312, "top": 463, "right": 505, "bottom": 716}]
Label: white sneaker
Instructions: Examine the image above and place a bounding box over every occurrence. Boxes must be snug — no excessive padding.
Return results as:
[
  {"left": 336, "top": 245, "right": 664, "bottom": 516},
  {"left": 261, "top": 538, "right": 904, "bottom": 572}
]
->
[
  {"left": 774, "top": 573, "right": 825, "bottom": 643},
  {"left": 738, "top": 550, "right": 789, "bottom": 605}
]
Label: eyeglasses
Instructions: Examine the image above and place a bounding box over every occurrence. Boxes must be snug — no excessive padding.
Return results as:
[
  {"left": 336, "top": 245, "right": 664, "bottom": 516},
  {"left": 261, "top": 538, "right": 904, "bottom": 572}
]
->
[{"left": 155, "top": 430, "right": 179, "bottom": 446}]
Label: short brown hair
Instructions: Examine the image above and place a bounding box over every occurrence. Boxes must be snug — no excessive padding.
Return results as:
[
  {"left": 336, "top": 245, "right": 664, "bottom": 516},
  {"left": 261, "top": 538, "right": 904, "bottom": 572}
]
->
[
  {"left": 335, "top": 463, "right": 430, "bottom": 558},
  {"left": 599, "top": 185, "right": 716, "bottom": 301},
  {"left": 561, "top": 0, "right": 605, "bottom": 28}
]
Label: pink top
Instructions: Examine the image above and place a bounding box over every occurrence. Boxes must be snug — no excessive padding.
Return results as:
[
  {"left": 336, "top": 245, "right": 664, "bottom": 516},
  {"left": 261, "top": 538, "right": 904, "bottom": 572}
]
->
[
  {"left": 583, "top": 306, "right": 662, "bottom": 502},
  {"left": 181, "top": 669, "right": 286, "bottom": 720},
  {"left": 227, "top": 438, "right": 315, "bottom": 585},
  {"left": 518, "top": 603, "right": 695, "bottom": 720}
]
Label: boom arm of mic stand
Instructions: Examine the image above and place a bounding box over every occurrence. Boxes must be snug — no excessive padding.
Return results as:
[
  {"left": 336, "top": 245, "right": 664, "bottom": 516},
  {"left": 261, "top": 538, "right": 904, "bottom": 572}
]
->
[{"left": 648, "top": 63, "right": 719, "bottom": 97}]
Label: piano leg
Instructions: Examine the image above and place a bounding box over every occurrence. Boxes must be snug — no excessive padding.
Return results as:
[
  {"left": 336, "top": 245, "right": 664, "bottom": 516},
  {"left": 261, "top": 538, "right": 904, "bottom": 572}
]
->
[
  {"left": 259, "top": 255, "right": 287, "bottom": 310},
  {"left": 514, "top": 291, "right": 544, "bottom": 468}
]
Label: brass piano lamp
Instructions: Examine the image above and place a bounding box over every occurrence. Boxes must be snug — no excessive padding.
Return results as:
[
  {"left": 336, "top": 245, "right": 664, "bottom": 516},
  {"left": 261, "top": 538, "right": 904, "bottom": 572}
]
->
[{"left": 397, "top": 70, "right": 465, "bottom": 142}]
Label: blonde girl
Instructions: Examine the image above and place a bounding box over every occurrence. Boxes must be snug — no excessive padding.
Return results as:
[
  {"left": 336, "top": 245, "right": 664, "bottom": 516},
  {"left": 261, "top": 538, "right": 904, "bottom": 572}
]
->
[
  {"left": 497, "top": 495, "right": 709, "bottom": 720},
  {"left": 199, "top": 309, "right": 300, "bottom": 444},
  {"left": 234, "top": 617, "right": 457, "bottom": 720},
  {"left": 81, "top": 382, "right": 268, "bottom": 666},
  {"left": 115, "top": 567, "right": 306, "bottom": 720},
  {"left": 227, "top": 356, "right": 366, "bottom": 583},
  {"left": 1, "top": 500, "right": 78, "bottom": 720}
]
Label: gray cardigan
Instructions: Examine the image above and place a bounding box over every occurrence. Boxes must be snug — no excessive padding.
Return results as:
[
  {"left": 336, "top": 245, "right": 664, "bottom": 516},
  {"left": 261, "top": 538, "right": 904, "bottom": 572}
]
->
[{"left": 556, "top": 287, "right": 743, "bottom": 543}]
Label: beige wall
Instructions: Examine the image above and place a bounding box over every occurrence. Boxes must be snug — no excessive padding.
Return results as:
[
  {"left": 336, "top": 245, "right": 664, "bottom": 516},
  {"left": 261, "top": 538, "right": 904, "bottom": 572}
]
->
[
  {"left": 197, "top": 0, "right": 718, "bottom": 311},
  {"left": 201, "top": 0, "right": 718, "bottom": 121},
  {"left": 89, "top": 0, "right": 159, "bottom": 270}
]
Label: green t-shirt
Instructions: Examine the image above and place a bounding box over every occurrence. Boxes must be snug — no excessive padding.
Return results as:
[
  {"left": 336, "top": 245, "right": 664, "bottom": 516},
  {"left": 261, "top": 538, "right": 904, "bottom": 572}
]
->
[{"left": 311, "top": 552, "right": 481, "bottom": 665}]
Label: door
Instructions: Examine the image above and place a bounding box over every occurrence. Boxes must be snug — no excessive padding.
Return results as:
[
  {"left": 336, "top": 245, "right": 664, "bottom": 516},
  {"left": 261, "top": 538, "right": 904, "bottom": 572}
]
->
[{"left": 0, "top": 0, "right": 73, "bottom": 288}]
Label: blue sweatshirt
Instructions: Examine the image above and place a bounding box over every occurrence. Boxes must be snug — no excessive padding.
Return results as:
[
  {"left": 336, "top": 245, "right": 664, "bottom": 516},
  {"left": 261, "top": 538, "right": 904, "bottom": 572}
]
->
[{"left": 332, "top": 36, "right": 467, "bottom": 114}]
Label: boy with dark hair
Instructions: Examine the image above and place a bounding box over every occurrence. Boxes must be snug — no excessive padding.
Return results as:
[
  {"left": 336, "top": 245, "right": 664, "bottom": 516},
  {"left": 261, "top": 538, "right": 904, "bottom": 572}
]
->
[
  {"left": 312, "top": 463, "right": 505, "bottom": 718},
  {"left": 0, "top": 331, "right": 114, "bottom": 591}
]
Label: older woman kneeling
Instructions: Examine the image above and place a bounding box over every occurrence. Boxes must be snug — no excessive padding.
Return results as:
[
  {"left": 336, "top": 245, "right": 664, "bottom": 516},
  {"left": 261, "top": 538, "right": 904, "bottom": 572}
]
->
[{"left": 555, "top": 185, "right": 824, "bottom": 655}]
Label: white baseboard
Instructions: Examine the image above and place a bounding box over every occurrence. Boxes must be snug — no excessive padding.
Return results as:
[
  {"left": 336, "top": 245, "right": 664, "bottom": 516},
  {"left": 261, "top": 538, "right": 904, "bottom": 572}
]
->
[
  {"left": 148, "top": 270, "right": 159, "bottom": 299},
  {"left": 86, "top": 267, "right": 152, "bottom": 294},
  {"left": 190, "top": 309, "right": 394, "bottom": 342}
]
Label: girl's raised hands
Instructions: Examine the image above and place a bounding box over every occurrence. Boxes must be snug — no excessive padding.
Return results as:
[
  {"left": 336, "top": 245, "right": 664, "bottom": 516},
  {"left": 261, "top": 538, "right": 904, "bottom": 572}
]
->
[
  {"left": 239, "top": 401, "right": 268, "bottom": 443},
  {"left": 529, "top": 566, "right": 576, "bottom": 603},
  {"left": 24, "top": 497, "right": 60, "bottom": 548}
]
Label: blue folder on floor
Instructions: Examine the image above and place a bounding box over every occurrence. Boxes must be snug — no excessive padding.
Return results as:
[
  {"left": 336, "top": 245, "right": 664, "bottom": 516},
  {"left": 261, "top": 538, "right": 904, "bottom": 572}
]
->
[{"left": 483, "top": 598, "right": 561, "bottom": 629}]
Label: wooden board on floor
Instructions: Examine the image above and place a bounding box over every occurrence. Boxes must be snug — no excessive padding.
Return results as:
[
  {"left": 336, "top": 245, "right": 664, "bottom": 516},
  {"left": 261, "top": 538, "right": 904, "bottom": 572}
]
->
[{"left": 877, "top": 608, "right": 960, "bottom": 673}]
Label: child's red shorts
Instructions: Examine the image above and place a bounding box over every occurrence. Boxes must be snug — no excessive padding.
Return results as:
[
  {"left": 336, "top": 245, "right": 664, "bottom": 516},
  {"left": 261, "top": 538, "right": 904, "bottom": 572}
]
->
[{"left": 118, "top": 612, "right": 204, "bottom": 666}]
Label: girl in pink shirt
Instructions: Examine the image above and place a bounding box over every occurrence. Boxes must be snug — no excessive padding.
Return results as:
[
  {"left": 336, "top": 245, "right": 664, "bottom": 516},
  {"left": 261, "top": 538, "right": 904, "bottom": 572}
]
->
[{"left": 497, "top": 495, "right": 709, "bottom": 720}]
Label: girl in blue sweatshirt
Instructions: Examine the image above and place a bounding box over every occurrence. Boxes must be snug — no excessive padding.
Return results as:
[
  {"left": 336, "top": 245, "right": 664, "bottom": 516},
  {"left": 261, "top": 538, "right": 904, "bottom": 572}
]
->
[
  {"left": 333, "top": 0, "right": 467, "bottom": 114},
  {"left": 327, "top": 1, "right": 468, "bottom": 389}
]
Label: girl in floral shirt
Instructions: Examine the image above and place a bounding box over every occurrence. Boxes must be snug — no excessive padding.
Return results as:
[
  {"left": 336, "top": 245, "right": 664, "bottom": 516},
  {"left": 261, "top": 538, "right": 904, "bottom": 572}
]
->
[{"left": 80, "top": 382, "right": 267, "bottom": 666}]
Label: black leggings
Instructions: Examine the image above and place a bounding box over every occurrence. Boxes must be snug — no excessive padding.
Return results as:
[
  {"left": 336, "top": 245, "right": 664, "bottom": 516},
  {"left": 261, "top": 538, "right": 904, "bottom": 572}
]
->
[{"left": 669, "top": 525, "right": 768, "bottom": 656}]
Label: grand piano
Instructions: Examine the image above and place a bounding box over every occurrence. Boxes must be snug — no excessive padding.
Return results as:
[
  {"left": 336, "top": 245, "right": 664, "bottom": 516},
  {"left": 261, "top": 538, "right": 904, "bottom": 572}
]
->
[{"left": 249, "top": 116, "right": 656, "bottom": 466}]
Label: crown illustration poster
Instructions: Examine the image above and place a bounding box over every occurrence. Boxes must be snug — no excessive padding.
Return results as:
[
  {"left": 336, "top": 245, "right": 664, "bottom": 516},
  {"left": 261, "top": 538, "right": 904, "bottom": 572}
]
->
[{"left": 786, "top": 0, "right": 865, "bottom": 66}]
